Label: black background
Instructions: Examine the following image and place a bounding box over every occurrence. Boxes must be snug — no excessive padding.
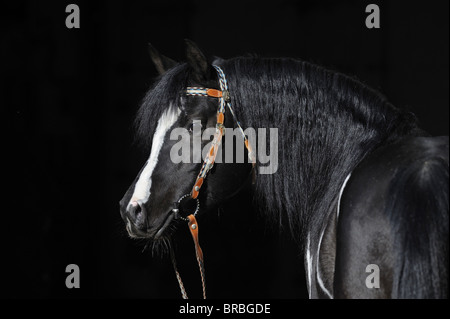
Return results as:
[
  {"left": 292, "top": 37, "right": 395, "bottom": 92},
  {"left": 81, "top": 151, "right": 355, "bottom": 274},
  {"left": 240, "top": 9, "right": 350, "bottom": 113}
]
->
[{"left": 3, "top": 0, "right": 448, "bottom": 298}]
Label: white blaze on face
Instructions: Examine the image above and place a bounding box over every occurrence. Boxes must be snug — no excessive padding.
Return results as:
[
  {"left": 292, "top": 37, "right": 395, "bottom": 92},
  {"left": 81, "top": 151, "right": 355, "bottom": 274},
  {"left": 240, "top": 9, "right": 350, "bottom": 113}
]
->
[{"left": 129, "top": 107, "right": 181, "bottom": 208}]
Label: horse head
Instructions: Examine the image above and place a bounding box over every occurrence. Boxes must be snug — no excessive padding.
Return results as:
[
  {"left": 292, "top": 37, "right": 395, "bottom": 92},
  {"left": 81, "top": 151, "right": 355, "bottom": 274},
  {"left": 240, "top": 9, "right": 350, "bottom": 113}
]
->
[{"left": 119, "top": 40, "right": 252, "bottom": 242}]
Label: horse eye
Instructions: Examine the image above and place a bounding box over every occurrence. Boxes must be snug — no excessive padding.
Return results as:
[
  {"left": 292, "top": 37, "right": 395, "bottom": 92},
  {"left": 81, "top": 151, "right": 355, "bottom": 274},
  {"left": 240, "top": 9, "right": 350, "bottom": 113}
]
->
[{"left": 189, "top": 121, "right": 202, "bottom": 132}]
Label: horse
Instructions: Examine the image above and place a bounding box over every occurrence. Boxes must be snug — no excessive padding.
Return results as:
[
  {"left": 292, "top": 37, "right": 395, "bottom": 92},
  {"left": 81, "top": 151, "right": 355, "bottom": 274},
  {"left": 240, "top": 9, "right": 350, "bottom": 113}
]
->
[{"left": 119, "top": 40, "right": 449, "bottom": 299}]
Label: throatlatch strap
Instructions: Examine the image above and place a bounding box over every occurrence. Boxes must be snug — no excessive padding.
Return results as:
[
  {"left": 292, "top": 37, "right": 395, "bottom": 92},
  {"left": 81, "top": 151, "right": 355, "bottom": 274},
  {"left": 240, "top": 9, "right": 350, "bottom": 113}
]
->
[{"left": 171, "top": 214, "right": 206, "bottom": 299}]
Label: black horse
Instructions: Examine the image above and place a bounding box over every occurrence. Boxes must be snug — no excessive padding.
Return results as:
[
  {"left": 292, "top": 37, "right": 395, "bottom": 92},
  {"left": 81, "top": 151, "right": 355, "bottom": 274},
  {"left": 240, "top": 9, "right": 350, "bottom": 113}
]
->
[{"left": 119, "top": 40, "right": 449, "bottom": 299}]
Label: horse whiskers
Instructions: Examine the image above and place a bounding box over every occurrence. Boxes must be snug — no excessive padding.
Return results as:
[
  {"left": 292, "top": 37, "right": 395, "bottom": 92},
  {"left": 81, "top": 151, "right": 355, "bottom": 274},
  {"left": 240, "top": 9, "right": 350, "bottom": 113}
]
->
[
  {"left": 138, "top": 220, "right": 181, "bottom": 257},
  {"left": 150, "top": 236, "right": 172, "bottom": 258},
  {"left": 142, "top": 240, "right": 151, "bottom": 253}
]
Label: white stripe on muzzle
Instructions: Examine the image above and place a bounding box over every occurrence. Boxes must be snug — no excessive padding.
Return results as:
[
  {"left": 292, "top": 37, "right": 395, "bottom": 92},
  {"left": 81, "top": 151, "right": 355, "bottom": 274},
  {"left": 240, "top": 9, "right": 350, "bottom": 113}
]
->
[{"left": 129, "top": 107, "right": 181, "bottom": 208}]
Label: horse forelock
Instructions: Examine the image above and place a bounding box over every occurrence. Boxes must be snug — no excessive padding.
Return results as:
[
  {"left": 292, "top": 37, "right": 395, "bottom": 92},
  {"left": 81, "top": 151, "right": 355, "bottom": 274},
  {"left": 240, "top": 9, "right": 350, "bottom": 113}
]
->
[{"left": 134, "top": 63, "right": 189, "bottom": 150}]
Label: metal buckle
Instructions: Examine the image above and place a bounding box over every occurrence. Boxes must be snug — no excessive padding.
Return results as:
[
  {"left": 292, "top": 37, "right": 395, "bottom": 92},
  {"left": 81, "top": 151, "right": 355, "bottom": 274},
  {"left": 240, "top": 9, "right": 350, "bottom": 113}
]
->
[
  {"left": 222, "top": 90, "right": 230, "bottom": 102},
  {"left": 173, "top": 194, "right": 200, "bottom": 222}
]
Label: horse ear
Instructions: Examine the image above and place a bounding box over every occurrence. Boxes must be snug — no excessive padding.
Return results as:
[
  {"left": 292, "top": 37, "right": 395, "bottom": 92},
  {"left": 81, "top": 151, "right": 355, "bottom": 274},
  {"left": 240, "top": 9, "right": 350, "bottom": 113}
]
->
[
  {"left": 184, "top": 39, "right": 211, "bottom": 82},
  {"left": 148, "top": 43, "right": 177, "bottom": 75}
]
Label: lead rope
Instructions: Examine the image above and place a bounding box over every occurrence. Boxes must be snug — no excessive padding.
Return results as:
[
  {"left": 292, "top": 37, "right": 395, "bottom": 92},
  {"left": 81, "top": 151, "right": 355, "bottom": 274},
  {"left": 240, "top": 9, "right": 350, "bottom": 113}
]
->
[
  {"left": 187, "top": 214, "right": 207, "bottom": 299},
  {"left": 170, "top": 214, "right": 206, "bottom": 299},
  {"left": 170, "top": 244, "right": 188, "bottom": 299}
]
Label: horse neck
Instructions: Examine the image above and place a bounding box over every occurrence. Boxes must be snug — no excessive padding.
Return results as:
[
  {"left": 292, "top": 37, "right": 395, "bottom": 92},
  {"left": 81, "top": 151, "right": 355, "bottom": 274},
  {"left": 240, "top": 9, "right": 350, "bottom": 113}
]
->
[{"left": 229, "top": 65, "right": 417, "bottom": 243}]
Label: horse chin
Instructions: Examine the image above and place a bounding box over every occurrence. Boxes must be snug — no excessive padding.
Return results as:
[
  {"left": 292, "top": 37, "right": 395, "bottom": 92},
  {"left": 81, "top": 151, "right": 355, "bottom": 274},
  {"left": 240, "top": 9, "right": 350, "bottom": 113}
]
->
[
  {"left": 125, "top": 210, "right": 176, "bottom": 240},
  {"left": 154, "top": 211, "right": 176, "bottom": 239},
  {"left": 125, "top": 217, "right": 148, "bottom": 238},
  {"left": 148, "top": 211, "right": 179, "bottom": 257}
]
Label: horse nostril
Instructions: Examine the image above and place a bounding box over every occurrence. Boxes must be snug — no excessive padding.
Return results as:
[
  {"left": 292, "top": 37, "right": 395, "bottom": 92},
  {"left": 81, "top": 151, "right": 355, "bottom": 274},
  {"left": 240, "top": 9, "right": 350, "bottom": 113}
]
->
[
  {"left": 134, "top": 205, "right": 142, "bottom": 217},
  {"left": 128, "top": 201, "right": 146, "bottom": 226}
]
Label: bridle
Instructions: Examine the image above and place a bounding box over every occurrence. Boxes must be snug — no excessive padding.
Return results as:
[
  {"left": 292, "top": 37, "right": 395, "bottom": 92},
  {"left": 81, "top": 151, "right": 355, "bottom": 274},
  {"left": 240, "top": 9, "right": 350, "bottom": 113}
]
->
[{"left": 170, "top": 65, "right": 255, "bottom": 299}]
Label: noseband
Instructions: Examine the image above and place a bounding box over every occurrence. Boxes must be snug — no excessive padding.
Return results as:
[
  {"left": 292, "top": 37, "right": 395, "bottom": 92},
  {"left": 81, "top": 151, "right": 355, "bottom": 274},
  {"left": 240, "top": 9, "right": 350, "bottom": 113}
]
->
[{"left": 170, "top": 65, "right": 254, "bottom": 299}]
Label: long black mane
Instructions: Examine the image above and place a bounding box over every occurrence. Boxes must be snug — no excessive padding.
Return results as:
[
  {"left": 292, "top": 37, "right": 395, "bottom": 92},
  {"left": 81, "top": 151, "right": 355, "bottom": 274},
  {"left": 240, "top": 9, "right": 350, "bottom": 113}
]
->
[
  {"left": 135, "top": 56, "right": 422, "bottom": 244},
  {"left": 219, "top": 57, "right": 421, "bottom": 241}
]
